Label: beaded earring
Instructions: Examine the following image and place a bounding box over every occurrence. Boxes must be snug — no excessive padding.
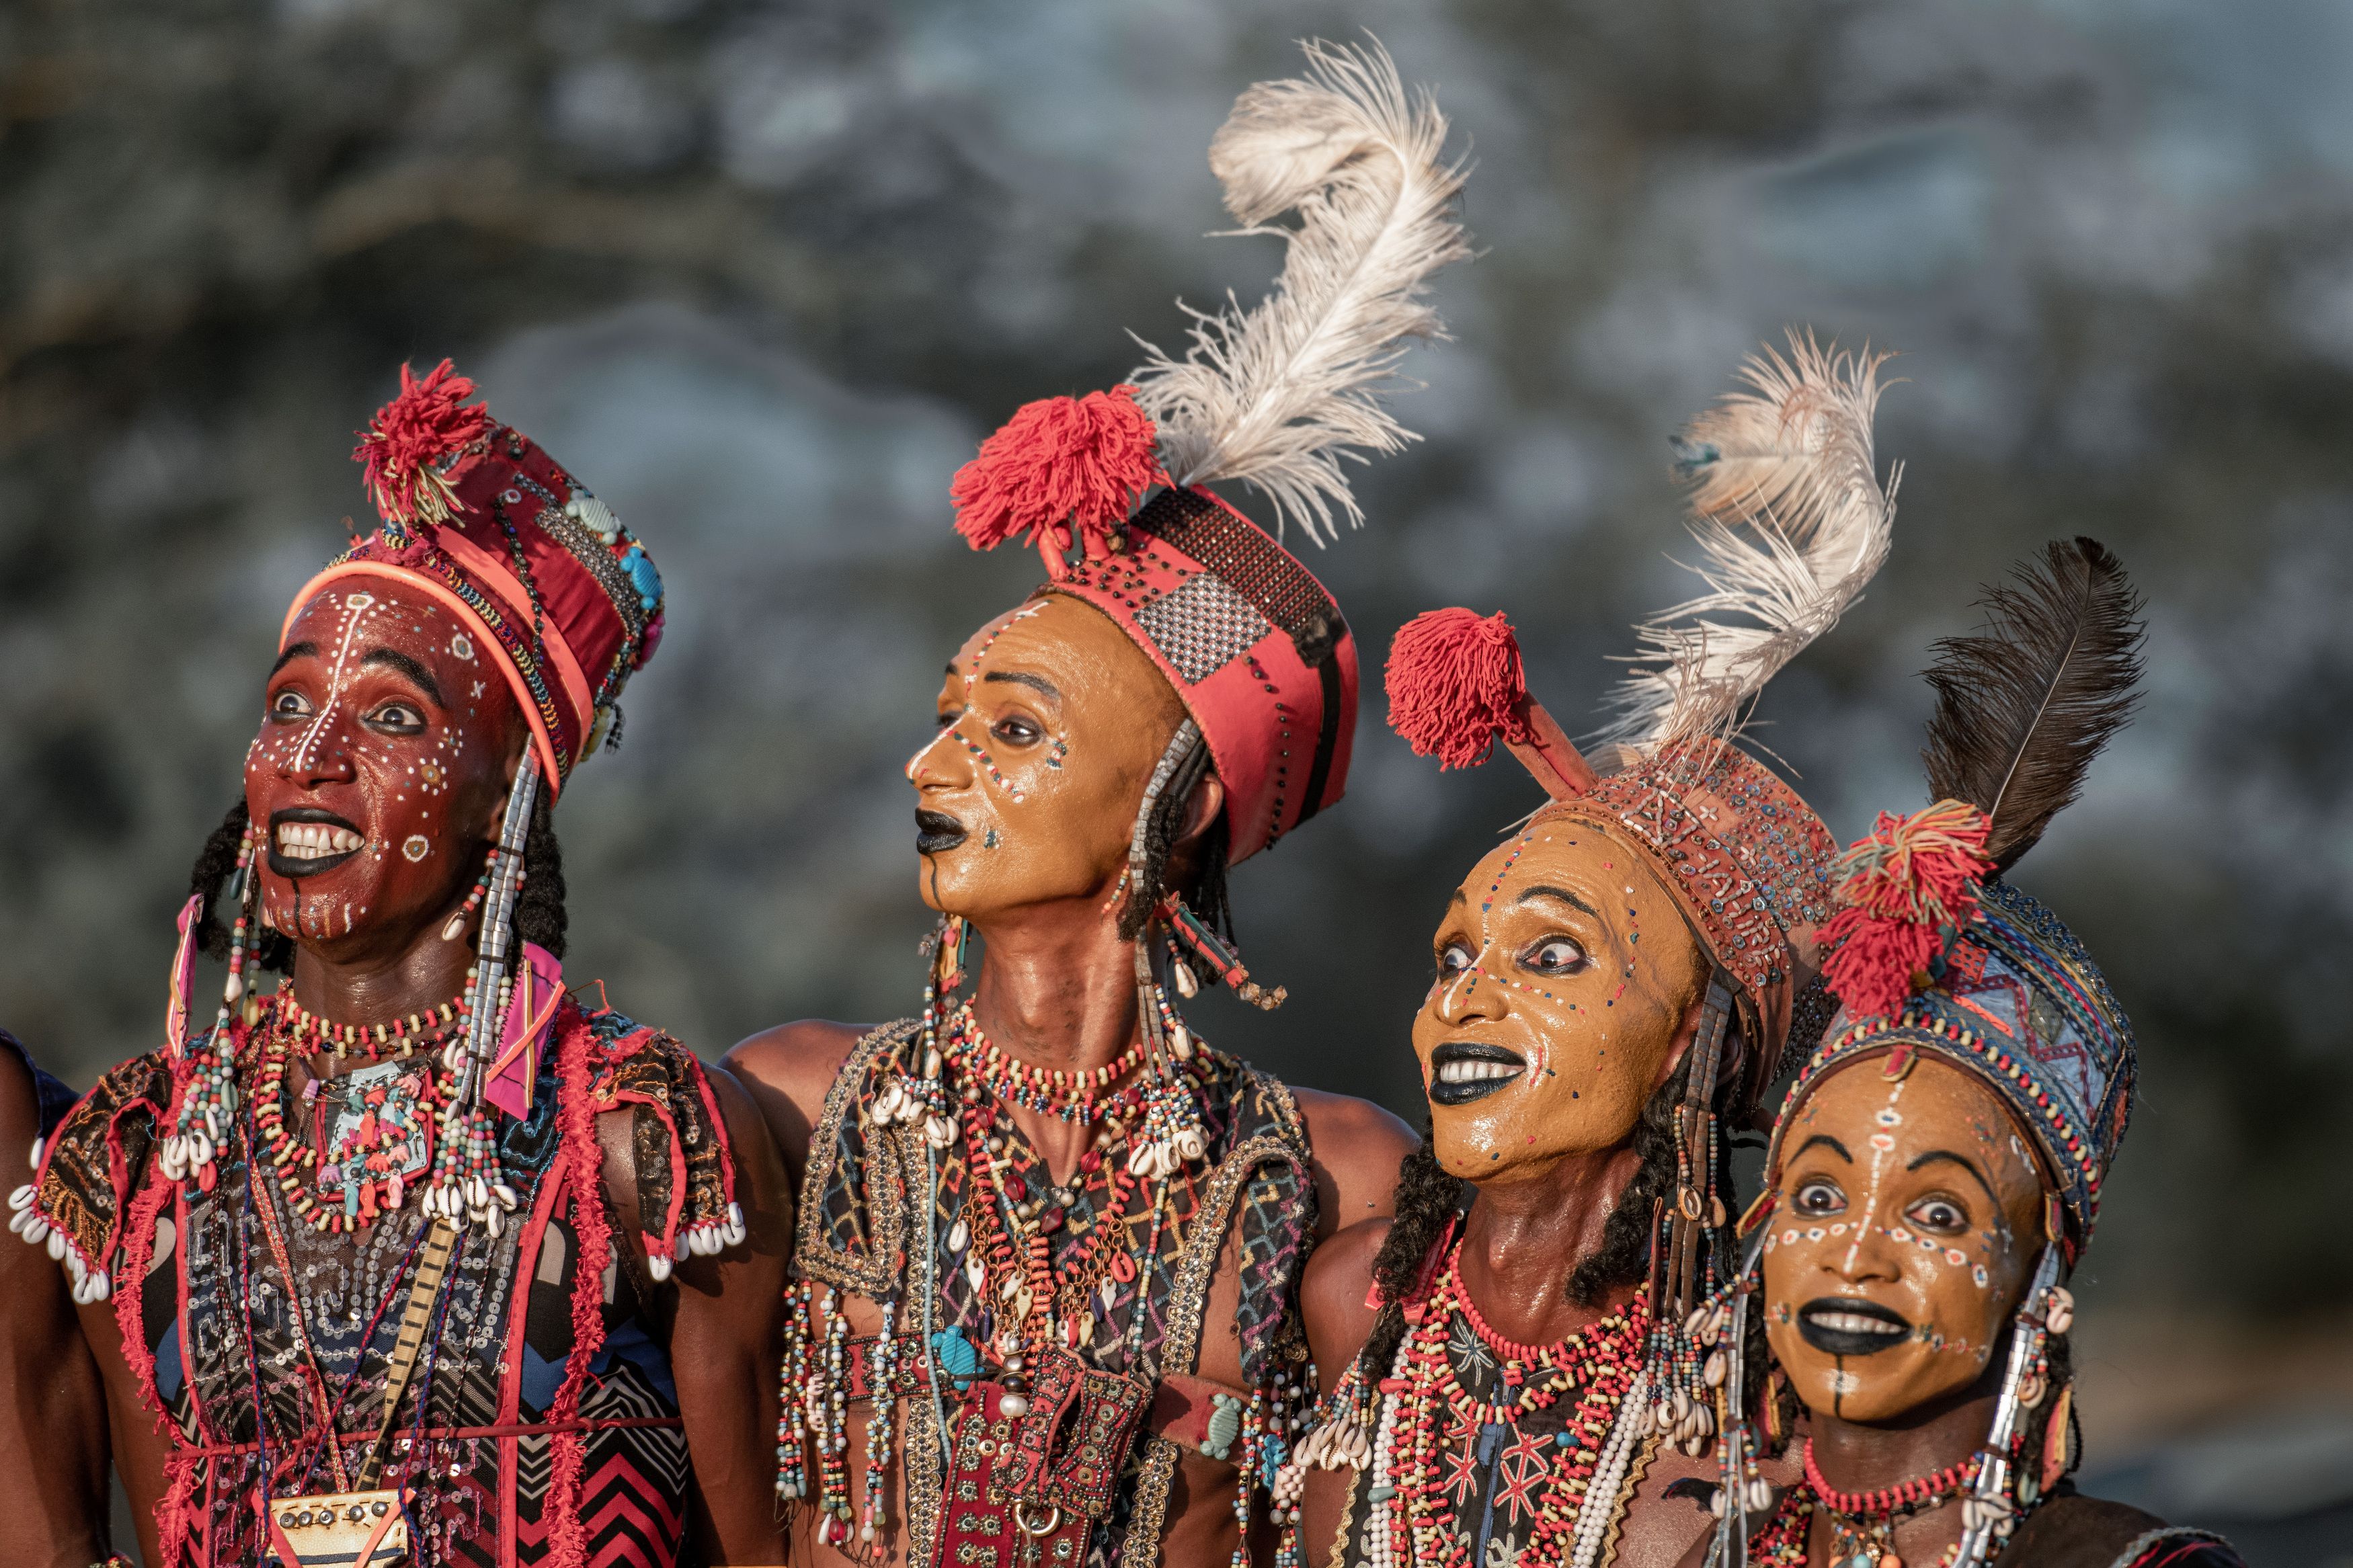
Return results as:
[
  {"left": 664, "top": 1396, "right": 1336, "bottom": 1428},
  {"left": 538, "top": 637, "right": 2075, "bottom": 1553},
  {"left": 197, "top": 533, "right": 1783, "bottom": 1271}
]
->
[
  {"left": 422, "top": 753, "right": 539, "bottom": 1236},
  {"left": 440, "top": 845, "right": 499, "bottom": 942},
  {"left": 159, "top": 819, "right": 264, "bottom": 1207}
]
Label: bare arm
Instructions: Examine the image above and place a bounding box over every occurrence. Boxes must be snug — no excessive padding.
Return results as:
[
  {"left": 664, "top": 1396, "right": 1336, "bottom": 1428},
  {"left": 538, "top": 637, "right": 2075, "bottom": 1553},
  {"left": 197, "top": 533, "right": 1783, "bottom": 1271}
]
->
[
  {"left": 601, "top": 1064, "right": 793, "bottom": 1565},
  {"left": 0, "top": 1054, "right": 112, "bottom": 1567}
]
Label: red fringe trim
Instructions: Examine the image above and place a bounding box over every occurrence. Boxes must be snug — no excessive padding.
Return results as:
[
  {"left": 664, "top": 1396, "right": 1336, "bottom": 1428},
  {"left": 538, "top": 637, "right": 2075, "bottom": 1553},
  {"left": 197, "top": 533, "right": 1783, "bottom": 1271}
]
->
[
  {"left": 545, "top": 1016, "right": 615, "bottom": 1568},
  {"left": 158, "top": 1449, "right": 200, "bottom": 1564},
  {"left": 1384, "top": 608, "right": 1537, "bottom": 770}
]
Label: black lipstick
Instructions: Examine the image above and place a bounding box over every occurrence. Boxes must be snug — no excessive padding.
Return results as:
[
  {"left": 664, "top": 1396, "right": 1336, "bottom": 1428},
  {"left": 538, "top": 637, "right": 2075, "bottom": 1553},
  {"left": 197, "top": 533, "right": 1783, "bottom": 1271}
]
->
[
  {"left": 266, "top": 807, "right": 364, "bottom": 878},
  {"left": 1427, "top": 1042, "right": 1527, "bottom": 1107},
  {"left": 916, "top": 808, "right": 969, "bottom": 856},
  {"left": 1797, "top": 1296, "right": 1913, "bottom": 1358}
]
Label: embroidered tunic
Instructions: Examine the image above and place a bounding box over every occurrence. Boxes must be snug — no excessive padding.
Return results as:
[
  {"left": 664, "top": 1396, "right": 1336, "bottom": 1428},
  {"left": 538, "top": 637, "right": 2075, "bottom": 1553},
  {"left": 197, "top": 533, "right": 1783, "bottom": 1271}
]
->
[
  {"left": 31, "top": 997, "right": 735, "bottom": 1568},
  {"left": 794, "top": 1022, "right": 1318, "bottom": 1568}
]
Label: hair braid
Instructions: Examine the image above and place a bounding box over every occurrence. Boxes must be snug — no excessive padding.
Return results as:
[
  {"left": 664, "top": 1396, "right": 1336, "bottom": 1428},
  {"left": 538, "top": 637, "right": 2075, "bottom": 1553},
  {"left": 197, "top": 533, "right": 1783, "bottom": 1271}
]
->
[
  {"left": 513, "top": 789, "right": 567, "bottom": 958},
  {"left": 1353, "top": 1117, "right": 1469, "bottom": 1387},
  {"left": 188, "top": 798, "right": 292, "bottom": 974}
]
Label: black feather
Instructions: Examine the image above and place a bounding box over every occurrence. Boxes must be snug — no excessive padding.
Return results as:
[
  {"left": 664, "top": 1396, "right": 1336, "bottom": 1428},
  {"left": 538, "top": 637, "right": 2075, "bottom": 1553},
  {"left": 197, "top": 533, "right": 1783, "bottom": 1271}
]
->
[{"left": 1921, "top": 537, "right": 2146, "bottom": 871}]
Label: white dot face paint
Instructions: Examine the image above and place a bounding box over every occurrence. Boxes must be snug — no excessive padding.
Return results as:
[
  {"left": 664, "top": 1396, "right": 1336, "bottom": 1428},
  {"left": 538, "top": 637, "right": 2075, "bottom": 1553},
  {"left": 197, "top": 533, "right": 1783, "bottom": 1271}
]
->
[
  {"left": 1761, "top": 1053, "right": 2048, "bottom": 1426},
  {"left": 247, "top": 573, "right": 526, "bottom": 961},
  {"left": 910, "top": 595, "right": 1183, "bottom": 926}
]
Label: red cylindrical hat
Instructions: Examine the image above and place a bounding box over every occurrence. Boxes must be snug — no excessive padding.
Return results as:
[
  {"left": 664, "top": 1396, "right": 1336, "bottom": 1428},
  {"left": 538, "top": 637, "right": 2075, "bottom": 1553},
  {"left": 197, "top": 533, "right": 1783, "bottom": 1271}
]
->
[
  {"left": 283, "top": 361, "right": 665, "bottom": 798},
  {"left": 949, "top": 386, "right": 1356, "bottom": 864}
]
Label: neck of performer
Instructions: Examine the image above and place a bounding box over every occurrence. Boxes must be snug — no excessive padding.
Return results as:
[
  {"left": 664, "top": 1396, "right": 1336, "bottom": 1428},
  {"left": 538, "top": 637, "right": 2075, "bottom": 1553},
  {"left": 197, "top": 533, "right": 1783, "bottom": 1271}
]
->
[
  {"left": 963, "top": 893, "right": 1150, "bottom": 1184},
  {"left": 283, "top": 917, "right": 478, "bottom": 1080},
  {"left": 1453, "top": 1143, "right": 1648, "bottom": 1350},
  {"left": 1802, "top": 1360, "right": 2003, "bottom": 1561}
]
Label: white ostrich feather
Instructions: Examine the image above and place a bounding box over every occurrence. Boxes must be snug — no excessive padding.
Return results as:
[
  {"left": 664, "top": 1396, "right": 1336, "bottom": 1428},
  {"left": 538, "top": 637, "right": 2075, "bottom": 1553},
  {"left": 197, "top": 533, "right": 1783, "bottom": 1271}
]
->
[
  {"left": 1128, "top": 37, "right": 1471, "bottom": 544},
  {"left": 1596, "top": 332, "right": 1901, "bottom": 754}
]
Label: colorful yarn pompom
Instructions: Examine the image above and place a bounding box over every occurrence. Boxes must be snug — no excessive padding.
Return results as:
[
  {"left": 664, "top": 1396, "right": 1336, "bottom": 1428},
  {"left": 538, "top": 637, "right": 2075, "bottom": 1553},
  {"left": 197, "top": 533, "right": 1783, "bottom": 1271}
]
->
[
  {"left": 1384, "top": 608, "right": 1537, "bottom": 770},
  {"left": 1819, "top": 798, "right": 1995, "bottom": 1021},
  {"left": 353, "top": 359, "right": 489, "bottom": 529},
  {"left": 949, "top": 385, "right": 1163, "bottom": 579}
]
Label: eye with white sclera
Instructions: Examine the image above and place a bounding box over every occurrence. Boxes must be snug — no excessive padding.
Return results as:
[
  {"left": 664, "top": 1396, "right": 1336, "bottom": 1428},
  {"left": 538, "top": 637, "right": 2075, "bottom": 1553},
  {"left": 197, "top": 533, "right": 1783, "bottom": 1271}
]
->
[
  {"left": 990, "top": 711, "right": 1044, "bottom": 749},
  {"left": 1516, "top": 936, "right": 1589, "bottom": 977},
  {"left": 1435, "top": 940, "right": 1476, "bottom": 982},
  {"left": 268, "top": 690, "right": 315, "bottom": 722},
  {"left": 363, "top": 702, "right": 427, "bottom": 737},
  {"left": 1904, "top": 1195, "right": 1971, "bottom": 1236},
  {"left": 1790, "top": 1176, "right": 1847, "bottom": 1218}
]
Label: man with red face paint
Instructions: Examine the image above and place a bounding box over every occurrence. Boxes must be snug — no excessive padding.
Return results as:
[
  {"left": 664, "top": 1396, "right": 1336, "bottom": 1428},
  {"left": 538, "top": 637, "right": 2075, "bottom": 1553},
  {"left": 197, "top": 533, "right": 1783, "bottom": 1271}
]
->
[
  {"left": 1293, "top": 337, "right": 1895, "bottom": 1568},
  {"left": 1691, "top": 542, "right": 2243, "bottom": 1568},
  {"left": 14, "top": 364, "right": 790, "bottom": 1567},
  {"left": 724, "top": 40, "right": 1458, "bottom": 1568}
]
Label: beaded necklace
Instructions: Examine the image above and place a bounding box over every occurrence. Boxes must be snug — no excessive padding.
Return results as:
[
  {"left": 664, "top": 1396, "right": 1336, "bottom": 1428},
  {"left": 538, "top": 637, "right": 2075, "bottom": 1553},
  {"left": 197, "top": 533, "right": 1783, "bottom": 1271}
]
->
[
  {"left": 252, "top": 995, "right": 461, "bottom": 1233},
  {"left": 1745, "top": 1489, "right": 1970, "bottom": 1568},
  {"left": 273, "top": 977, "right": 471, "bottom": 1059},
  {"left": 939, "top": 999, "right": 1148, "bottom": 1124},
  {"left": 1371, "top": 1247, "right": 1650, "bottom": 1568}
]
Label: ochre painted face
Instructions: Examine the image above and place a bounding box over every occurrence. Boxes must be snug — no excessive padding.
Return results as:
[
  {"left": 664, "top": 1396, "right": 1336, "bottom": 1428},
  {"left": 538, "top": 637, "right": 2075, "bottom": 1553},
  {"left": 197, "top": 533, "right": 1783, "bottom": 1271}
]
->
[
  {"left": 1411, "top": 815, "right": 1708, "bottom": 1184},
  {"left": 908, "top": 592, "right": 1197, "bottom": 920},
  {"left": 1761, "top": 1053, "right": 2046, "bottom": 1425},
  {"left": 247, "top": 576, "right": 524, "bottom": 958}
]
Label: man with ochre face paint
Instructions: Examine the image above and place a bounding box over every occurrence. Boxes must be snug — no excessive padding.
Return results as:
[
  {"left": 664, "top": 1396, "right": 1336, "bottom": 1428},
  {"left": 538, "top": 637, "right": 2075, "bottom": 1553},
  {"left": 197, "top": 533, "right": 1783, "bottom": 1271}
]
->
[
  {"left": 724, "top": 40, "right": 1465, "bottom": 1568},
  {"left": 1687, "top": 540, "right": 2245, "bottom": 1568},
  {"left": 1293, "top": 337, "right": 1895, "bottom": 1568},
  {"left": 15, "top": 363, "right": 791, "bottom": 1567}
]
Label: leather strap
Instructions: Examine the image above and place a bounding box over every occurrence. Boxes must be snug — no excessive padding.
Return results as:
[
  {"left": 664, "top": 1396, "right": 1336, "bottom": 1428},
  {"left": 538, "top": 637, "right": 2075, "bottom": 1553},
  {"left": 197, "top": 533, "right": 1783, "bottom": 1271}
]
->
[{"left": 358, "top": 1218, "right": 458, "bottom": 1489}]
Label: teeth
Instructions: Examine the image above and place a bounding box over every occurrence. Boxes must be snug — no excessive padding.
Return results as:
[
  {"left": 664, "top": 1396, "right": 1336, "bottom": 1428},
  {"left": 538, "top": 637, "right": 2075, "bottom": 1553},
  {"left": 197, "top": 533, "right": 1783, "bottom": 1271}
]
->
[
  {"left": 277, "top": 823, "right": 364, "bottom": 856},
  {"left": 1806, "top": 1311, "right": 1905, "bottom": 1335},
  {"left": 1436, "top": 1059, "right": 1523, "bottom": 1085}
]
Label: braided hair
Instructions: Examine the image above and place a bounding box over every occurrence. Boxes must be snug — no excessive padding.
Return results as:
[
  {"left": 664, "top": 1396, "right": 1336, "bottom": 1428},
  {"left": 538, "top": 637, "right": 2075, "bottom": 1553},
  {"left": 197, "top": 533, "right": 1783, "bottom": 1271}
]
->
[
  {"left": 189, "top": 800, "right": 292, "bottom": 974},
  {"left": 1115, "top": 733, "right": 1232, "bottom": 944}
]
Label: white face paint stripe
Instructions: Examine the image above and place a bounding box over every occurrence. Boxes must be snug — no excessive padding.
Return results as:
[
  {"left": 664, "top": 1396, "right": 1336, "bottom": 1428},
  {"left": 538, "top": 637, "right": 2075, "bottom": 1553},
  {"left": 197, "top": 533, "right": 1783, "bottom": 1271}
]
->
[
  {"left": 1842, "top": 1075, "right": 1911, "bottom": 1274},
  {"left": 289, "top": 593, "right": 379, "bottom": 774}
]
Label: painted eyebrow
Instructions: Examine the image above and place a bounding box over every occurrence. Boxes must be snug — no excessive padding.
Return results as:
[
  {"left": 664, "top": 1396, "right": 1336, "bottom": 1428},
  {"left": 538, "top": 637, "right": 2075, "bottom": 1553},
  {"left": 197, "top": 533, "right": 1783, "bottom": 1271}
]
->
[
  {"left": 981, "top": 670, "right": 1061, "bottom": 702},
  {"left": 1907, "top": 1149, "right": 2000, "bottom": 1206},
  {"left": 270, "top": 641, "right": 319, "bottom": 677},
  {"left": 358, "top": 649, "right": 446, "bottom": 708},
  {"left": 1516, "top": 883, "right": 1600, "bottom": 917},
  {"left": 1795, "top": 1134, "right": 1853, "bottom": 1163}
]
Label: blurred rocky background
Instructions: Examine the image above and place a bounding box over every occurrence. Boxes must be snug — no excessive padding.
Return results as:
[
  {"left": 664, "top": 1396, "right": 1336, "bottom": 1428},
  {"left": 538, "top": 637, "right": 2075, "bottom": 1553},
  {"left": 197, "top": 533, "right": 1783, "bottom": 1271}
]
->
[{"left": 4, "top": 0, "right": 2350, "bottom": 1557}]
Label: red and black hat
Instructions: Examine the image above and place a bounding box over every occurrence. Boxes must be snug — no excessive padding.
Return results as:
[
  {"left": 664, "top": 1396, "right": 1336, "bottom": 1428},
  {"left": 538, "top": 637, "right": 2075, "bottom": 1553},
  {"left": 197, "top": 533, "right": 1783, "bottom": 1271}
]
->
[{"left": 286, "top": 360, "right": 664, "bottom": 798}]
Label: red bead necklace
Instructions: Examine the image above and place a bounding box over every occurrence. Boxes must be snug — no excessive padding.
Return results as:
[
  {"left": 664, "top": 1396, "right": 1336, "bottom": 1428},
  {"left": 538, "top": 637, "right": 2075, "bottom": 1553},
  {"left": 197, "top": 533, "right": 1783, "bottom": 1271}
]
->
[
  {"left": 1802, "top": 1440, "right": 1983, "bottom": 1518},
  {"left": 1382, "top": 1247, "right": 1648, "bottom": 1568}
]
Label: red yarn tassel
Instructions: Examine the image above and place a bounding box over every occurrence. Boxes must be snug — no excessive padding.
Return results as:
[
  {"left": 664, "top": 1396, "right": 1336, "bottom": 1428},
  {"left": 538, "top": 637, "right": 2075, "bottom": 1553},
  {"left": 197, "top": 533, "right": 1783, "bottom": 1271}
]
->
[
  {"left": 949, "top": 386, "right": 1163, "bottom": 579},
  {"left": 1819, "top": 800, "right": 1995, "bottom": 1021},
  {"left": 1384, "top": 608, "right": 1538, "bottom": 770},
  {"left": 352, "top": 359, "right": 490, "bottom": 529}
]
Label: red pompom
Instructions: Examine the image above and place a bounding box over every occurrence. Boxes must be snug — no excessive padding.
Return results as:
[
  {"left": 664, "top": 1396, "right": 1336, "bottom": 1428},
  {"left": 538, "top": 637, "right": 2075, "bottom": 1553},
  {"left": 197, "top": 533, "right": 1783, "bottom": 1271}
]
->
[
  {"left": 1384, "top": 608, "right": 1537, "bottom": 770},
  {"left": 1820, "top": 800, "right": 1995, "bottom": 1021},
  {"left": 353, "top": 359, "right": 490, "bottom": 528},
  {"left": 950, "top": 386, "right": 1162, "bottom": 578}
]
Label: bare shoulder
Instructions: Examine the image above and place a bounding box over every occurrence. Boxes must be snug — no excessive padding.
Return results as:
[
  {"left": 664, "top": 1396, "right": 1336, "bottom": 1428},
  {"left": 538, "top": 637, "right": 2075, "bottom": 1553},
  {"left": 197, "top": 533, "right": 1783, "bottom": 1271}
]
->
[
  {"left": 1289, "top": 1086, "right": 1417, "bottom": 1234},
  {"left": 721, "top": 1019, "right": 876, "bottom": 1180},
  {"left": 1300, "top": 1214, "right": 1389, "bottom": 1390}
]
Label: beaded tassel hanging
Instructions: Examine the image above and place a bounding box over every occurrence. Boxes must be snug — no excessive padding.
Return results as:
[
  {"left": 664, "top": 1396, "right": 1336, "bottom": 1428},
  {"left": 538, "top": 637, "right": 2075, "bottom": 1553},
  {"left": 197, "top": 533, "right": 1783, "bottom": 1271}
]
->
[
  {"left": 160, "top": 818, "right": 265, "bottom": 1203},
  {"left": 424, "top": 749, "right": 539, "bottom": 1234}
]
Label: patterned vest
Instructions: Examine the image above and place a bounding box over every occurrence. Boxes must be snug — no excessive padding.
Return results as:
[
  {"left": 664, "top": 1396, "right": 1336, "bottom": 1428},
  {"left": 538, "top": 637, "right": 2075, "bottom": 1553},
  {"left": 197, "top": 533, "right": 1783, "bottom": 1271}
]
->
[
  {"left": 795, "top": 1022, "right": 1318, "bottom": 1568},
  {"left": 33, "top": 998, "right": 736, "bottom": 1568}
]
